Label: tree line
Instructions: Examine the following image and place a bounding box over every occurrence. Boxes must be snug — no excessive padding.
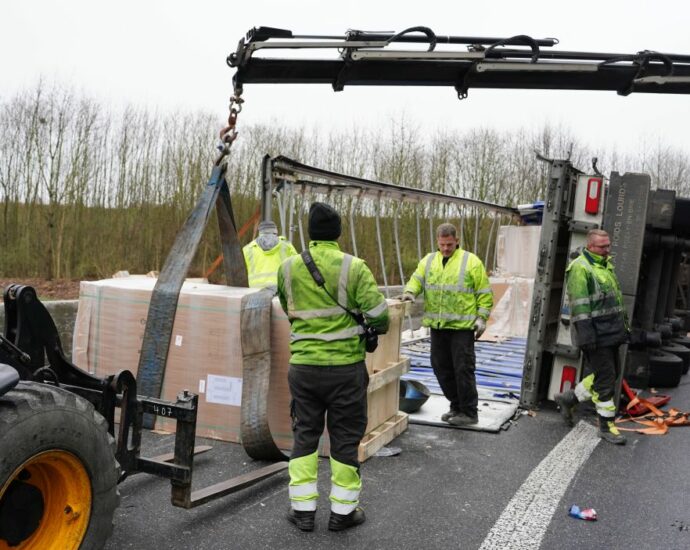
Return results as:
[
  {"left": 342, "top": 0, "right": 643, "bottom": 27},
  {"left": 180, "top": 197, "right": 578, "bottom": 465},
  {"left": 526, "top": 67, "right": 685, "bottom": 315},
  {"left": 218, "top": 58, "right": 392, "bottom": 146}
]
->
[{"left": 1, "top": 83, "right": 688, "bottom": 283}]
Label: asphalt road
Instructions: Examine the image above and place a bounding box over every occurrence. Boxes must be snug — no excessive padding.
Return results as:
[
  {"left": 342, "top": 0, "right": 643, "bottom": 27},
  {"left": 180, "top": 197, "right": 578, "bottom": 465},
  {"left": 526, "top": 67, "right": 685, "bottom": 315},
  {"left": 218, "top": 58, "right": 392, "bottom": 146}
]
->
[{"left": 105, "top": 379, "right": 690, "bottom": 550}]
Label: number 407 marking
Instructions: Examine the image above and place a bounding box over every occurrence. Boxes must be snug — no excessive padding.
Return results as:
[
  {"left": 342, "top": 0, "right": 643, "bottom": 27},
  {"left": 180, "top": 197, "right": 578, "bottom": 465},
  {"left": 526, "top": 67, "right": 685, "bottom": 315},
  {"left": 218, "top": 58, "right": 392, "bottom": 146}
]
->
[{"left": 152, "top": 404, "right": 173, "bottom": 417}]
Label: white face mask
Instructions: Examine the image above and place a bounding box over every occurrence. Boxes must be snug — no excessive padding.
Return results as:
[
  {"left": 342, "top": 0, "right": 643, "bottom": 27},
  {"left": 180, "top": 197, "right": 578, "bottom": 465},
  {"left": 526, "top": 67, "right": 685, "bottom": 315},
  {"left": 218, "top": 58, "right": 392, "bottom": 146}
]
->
[{"left": 256, "top": 233, "right": 279, "bottom": 251}]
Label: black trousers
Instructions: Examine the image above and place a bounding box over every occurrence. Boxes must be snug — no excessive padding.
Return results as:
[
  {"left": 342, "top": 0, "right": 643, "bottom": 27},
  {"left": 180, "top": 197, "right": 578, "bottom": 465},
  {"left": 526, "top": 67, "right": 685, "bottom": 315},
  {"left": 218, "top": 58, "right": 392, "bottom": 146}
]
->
[
  {"left": 583, "top": 345, "right": 620, "bottom": 402},
  {"left": 430, "top": 328, "right": 478, "bottom": 417},
  {"left": 288, "top": 362, "right": 369, "bottom": 469}
]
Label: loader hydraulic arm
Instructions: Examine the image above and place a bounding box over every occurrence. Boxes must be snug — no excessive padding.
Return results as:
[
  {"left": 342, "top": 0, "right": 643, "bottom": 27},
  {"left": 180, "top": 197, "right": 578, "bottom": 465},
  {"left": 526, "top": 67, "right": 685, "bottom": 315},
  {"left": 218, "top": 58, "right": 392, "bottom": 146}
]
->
[{"left": 228, "top": 26, "right": 690, "bottom": 98}]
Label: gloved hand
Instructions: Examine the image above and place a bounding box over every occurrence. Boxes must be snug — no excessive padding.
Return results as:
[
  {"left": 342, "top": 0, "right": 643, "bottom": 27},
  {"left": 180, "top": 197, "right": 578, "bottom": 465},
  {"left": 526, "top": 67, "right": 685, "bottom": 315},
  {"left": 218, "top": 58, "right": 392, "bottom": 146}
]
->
[
  {"left": 393, "top": 292, "right": 416, "bottom": 302},
  {"left": 474, "top": 317, "right": 487, "bottom": 340}
]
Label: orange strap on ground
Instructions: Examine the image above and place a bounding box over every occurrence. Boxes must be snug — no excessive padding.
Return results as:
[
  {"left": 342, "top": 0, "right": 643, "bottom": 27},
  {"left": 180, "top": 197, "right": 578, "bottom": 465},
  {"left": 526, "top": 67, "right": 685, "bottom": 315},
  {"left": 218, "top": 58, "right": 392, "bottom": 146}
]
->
[
  {"left": 615, "top": 395, "right": 690, "bottom": 435},
  {"left": 204, "top": 206, "right": 262, "bottom": 279}
]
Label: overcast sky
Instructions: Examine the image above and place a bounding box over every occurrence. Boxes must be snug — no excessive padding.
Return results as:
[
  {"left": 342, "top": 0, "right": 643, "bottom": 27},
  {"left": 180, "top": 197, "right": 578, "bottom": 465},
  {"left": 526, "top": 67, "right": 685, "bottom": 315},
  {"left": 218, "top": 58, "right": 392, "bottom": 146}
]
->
[{"left": 2, "top": 1, "right": 689, "bottom": 155}]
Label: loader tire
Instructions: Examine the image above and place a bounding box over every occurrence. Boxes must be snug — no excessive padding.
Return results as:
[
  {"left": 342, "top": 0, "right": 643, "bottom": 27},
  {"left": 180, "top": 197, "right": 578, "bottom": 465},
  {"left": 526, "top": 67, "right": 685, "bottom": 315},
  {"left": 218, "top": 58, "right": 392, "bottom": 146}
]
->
[{"left": 0, "top": 382, "right": 119, "bottom": 550}]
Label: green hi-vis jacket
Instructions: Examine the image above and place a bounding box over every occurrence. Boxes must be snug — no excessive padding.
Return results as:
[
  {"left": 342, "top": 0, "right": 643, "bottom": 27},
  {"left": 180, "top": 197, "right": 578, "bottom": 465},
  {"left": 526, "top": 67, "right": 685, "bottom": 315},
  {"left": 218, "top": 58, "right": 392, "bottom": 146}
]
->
[
  {"left": 566, "top": 249, "right": 627, "bottom": 348},
  {"left": 243, "top": 236, "right": 298, "bottom": 289},
  {"left": 277, "top": 241, "right": 390, "bottom": 366},
  {"left": 404, "top": 247, "right": 493, "bottom": 330}
]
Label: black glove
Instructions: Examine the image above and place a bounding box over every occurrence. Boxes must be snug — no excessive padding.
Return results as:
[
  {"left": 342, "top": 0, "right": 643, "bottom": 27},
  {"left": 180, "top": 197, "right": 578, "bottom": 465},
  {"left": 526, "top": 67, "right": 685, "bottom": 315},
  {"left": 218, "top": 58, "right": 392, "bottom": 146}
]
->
[{"left": 474, "top": 317, "right": 487, "bottom": 340}]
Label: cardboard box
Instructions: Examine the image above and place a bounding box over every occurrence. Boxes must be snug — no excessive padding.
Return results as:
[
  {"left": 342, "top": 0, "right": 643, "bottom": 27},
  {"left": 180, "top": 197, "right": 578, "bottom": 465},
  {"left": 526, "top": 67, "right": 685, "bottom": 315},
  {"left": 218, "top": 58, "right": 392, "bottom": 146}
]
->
[
  {"left": 73, "top": 279, "right": 408, "bottom": 459},
  {"left": 73, "top": 277, "right": 268, "bottom": 442}
]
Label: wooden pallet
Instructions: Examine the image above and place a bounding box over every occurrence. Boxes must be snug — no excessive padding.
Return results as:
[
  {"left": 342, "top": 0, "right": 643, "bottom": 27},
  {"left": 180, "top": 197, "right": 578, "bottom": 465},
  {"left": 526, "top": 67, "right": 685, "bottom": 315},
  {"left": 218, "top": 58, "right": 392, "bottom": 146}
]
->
[
  {"left": 366, "top": 357, "right": 409, "bottom": 433},
  {"left": 358, "top": 411, "right": 409, "bottom": 462}
]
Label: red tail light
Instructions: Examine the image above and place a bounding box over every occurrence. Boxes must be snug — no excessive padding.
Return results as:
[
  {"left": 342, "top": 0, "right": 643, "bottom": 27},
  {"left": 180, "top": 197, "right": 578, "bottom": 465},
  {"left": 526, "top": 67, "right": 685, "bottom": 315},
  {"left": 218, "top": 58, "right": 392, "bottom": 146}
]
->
[
  {"left": 560, "top": 365, "right": 577, "bottom": 392},
  {"left": 585, "top": 177, "right": 602, "bottom": 215}
]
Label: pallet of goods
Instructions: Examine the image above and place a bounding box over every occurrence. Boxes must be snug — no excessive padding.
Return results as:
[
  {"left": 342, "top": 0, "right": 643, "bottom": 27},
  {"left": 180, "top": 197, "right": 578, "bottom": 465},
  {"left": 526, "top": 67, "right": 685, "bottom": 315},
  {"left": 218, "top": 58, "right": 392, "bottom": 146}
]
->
[{"left": 73, "top": 276, "right": 408, "bottom": 461}]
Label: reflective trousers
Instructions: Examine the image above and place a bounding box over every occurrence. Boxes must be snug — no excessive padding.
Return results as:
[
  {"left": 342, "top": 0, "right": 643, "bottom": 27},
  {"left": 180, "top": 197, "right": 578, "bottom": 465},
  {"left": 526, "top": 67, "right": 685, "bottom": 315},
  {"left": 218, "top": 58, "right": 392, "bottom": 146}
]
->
[
  {"left": 575, "top": 345, "right": 620, "bottom": 418},
  {"left": 287, "top": 362, "right": 369, "bottom": 513}
]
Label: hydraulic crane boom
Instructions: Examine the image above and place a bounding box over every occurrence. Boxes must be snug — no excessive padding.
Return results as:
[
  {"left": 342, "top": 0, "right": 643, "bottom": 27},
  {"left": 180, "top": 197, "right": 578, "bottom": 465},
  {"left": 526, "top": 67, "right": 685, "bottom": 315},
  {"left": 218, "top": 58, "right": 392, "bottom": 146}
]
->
[
  {"left": 226, "top": 26, "right": 690, "bottom": 412},
  {"left": 228, "top": 26, "right": 690, "bottom": 98}
]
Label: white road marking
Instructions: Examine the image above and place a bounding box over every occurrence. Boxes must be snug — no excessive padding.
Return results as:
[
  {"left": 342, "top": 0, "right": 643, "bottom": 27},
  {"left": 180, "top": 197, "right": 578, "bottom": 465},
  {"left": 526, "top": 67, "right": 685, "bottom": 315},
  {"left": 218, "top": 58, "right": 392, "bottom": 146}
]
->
[{"left": 478, "top": 421, "right": 600, "bottom": 550}]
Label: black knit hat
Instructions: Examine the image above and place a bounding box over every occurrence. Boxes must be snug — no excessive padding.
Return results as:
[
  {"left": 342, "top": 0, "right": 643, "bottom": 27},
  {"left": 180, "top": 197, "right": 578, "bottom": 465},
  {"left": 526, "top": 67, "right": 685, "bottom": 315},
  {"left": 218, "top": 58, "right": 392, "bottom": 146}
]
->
[{"left": 308, "top": 202, "right": 342, "bottom": 241}]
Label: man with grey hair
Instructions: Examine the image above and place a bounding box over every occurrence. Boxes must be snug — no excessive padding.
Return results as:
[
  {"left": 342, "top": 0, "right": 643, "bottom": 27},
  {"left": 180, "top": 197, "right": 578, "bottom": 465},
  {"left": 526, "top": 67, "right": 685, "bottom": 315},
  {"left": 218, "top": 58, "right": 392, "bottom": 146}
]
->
[
  {"left": 243, "top": 220, "right": 298, "bottom": 292},
  {"left": 399, "top": 223, "right": 493, "bottom": 426},
  {"left": 555, "top": 229, "right": 628, "bottom": 445}
]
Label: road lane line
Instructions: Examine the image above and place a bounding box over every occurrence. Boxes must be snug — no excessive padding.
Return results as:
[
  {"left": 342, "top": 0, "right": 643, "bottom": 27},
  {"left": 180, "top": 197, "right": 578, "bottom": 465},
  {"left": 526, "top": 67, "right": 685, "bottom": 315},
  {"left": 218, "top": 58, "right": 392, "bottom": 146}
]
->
[{"left": 478, "top": 420, "right": 600, "bottom": 550}]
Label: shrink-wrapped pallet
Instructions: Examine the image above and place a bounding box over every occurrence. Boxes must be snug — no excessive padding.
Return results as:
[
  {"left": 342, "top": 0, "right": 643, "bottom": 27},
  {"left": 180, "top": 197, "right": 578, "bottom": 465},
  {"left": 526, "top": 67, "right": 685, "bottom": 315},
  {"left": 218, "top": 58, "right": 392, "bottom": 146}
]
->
[
  {"left": 484, "top": 276, "right": 534, "bottom": 340},
  {"left": 73, "top": 278, "right": 407, "bottom": 460},
  {"left": 73, "top": 277, "right": 270, "bottom": 442},
  {"left": 494, "top": 225, "right": 541, "bottom": 278}
]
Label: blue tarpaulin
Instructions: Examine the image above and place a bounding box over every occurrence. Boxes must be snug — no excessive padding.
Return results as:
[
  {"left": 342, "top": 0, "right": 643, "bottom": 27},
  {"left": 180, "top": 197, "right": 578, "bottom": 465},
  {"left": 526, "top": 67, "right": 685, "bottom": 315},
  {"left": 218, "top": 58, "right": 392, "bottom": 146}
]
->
[{"left": 401, "top": 337, "right": 526, "bottom": 399}]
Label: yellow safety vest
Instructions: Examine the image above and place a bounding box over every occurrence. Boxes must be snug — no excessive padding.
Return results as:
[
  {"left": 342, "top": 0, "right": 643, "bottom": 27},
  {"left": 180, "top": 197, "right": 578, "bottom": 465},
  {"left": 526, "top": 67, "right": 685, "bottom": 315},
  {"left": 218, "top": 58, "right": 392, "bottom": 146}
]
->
[
  {"left": 566, "top": 250, "right": 627, "bottom": 348},
  {"left": 277, "top": 241, "right": 389, "bottom": 365},
  {"left": 404, "top": 247, "right": 493, "bottom": 330},
  {"left": 243, "top": 237, "right": 298, "bottom": 289}
]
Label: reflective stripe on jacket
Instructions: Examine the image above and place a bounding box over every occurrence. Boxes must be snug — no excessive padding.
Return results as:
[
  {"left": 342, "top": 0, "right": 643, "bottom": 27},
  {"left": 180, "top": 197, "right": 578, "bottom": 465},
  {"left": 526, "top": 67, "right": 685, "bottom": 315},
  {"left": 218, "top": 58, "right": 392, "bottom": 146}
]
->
[
  {"left": 243, "top": 236, "right": 298, "bottom": 289},
  {"left": 403, "top": 247, "right": 493, "bottom": 330},
  {"left": 566, "top": 250, "right": 627, "bottom": 348},
  {"left": 277, "top": 240, "right": 390, "bottom": 365}
]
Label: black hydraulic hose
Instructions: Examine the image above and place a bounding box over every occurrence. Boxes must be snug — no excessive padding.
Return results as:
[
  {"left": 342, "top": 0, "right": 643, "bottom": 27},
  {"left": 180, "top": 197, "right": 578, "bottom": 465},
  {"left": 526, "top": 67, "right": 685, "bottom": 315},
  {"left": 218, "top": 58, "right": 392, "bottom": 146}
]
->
[
  {"left": 384, "top": 26, "right": 437, "bottom": 52},
  {"left": 343, "top": 29, "right": 557, "bottom": 48}
]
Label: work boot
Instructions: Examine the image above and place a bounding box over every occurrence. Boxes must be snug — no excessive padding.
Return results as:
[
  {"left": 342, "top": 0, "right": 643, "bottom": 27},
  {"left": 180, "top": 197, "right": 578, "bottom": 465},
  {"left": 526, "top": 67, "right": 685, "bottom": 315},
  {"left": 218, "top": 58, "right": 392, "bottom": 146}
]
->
[
  {"left": 598, "top": 416, "right": 626, "bottom": 445},
  {"left": 328, "top": 507, "right": 366, "bottom": 531},
  {"left": 448, "top": 413, "right": 479, "bottom": 427},
  {"left": 554, "top": 389, "right": 579, "bottom": 427},
  {"left": 441, "top": 409, "right": 460, "bottom": 422},
  {"left": 287, "top": 508, "right": 315, "bottom": 531}
]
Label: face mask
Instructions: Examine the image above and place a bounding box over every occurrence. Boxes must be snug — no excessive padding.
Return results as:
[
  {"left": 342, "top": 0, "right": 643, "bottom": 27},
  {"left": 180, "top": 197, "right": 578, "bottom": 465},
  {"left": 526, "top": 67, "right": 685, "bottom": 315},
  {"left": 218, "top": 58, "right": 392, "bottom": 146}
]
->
[{"left": 256, "top": 233, "right": 279, "bottom": 251}]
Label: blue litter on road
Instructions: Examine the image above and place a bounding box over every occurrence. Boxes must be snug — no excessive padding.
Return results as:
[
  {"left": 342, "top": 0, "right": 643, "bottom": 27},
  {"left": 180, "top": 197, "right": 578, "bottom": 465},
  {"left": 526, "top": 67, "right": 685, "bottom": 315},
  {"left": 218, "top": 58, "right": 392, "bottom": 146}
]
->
[{"left": 568, "top": 505, "right": 597, "bottom": 521}]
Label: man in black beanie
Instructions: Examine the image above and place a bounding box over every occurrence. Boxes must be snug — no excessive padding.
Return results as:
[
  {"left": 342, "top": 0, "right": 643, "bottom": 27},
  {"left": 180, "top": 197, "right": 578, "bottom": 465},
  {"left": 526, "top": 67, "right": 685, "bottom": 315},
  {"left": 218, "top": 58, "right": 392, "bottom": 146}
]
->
[
  {"left": 307, "top": 202, "right": 342, "bottom": 240},
  {"left": 277, "top": 202, "right": 389, "bottom": 532}
]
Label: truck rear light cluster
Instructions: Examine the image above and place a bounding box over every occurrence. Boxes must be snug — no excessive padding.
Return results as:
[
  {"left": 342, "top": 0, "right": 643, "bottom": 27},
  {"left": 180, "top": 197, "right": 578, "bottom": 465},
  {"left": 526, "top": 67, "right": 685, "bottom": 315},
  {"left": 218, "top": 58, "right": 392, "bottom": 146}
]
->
[{"left": 560, "top": 365, "right": 577, "bottom": 392}]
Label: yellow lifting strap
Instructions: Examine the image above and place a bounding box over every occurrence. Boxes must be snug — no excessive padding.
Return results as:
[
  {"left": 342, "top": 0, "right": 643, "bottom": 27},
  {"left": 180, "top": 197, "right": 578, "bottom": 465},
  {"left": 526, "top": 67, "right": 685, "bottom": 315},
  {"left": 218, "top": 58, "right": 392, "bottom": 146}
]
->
[{"left": 615, "top": 395, "right": 690, "bottom": 435}]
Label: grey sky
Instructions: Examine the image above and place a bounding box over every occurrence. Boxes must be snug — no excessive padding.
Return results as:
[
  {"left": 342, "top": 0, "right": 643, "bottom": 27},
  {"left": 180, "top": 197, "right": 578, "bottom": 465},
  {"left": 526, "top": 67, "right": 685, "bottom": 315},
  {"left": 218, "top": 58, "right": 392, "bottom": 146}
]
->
[{"left": 2, "top": 0, "right": 689, "bottom": 155}]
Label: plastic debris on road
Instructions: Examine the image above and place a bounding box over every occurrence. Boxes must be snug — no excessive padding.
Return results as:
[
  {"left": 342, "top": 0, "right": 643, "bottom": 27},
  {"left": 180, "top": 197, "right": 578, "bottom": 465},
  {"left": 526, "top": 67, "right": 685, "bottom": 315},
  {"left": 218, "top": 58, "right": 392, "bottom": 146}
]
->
[
  {"left": 568, "top": 505, "right": 597, "bottom": 521},
  {"left": 374, "top": 446, "right": 402, "bottom": 457}
]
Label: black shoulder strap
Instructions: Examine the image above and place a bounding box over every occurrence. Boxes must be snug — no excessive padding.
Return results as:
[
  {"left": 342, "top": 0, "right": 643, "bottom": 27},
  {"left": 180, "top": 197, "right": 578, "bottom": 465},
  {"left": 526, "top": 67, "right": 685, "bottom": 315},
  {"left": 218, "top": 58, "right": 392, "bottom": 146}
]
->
[
  {"left": 300, "top": 250, "right": 364, "bottom": 326},
  {"left": 301, "top": 250, "right": 325, "bottom": 287}
]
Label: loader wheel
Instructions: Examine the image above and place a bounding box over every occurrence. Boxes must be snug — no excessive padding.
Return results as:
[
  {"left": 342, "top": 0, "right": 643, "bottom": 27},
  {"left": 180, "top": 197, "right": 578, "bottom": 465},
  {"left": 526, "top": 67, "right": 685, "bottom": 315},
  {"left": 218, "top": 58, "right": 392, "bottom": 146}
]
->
[{"left": 0, "top": 382, "right": 119, "bottom": 550}]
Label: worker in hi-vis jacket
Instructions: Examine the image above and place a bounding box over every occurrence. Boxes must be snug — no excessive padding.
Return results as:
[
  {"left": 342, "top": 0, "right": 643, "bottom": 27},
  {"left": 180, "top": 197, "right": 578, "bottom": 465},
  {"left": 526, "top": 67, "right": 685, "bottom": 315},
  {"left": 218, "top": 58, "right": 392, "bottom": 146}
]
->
[
  {"left": 242, "top": 220, "right": 297, "bottom": 292},
  {"left": 555, "top": 229, "right": 628, "bottom": 445},
  {"left": 398, "top": 222, "right": 493, "bottom": 427},
  {"left": 277, "top": 202, "right": 389, "bottom": 532}
]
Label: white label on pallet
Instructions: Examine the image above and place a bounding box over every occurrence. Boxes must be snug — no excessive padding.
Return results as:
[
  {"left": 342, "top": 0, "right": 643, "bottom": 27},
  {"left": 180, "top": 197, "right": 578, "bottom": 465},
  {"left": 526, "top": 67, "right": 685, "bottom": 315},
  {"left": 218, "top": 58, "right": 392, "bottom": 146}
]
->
[
  {"left": 174, "top": 334, "right": 183, "bottom": 347},
  {"left": 206, "top": 374, "right": 242, "bottom": 406},
  {"left": 198, "top": 379, "right": 206, "bottom": 394}
]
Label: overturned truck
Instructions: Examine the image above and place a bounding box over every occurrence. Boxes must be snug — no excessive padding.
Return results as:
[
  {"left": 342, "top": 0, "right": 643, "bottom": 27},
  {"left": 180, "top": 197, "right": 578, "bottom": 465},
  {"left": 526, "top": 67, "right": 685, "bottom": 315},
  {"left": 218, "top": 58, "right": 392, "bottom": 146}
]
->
[
  {"left": 1, "top": 26, "right": 690, "bottom": 549},
  {"left": 520, "top": 160, "right": 690, "bottom": 409}
]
